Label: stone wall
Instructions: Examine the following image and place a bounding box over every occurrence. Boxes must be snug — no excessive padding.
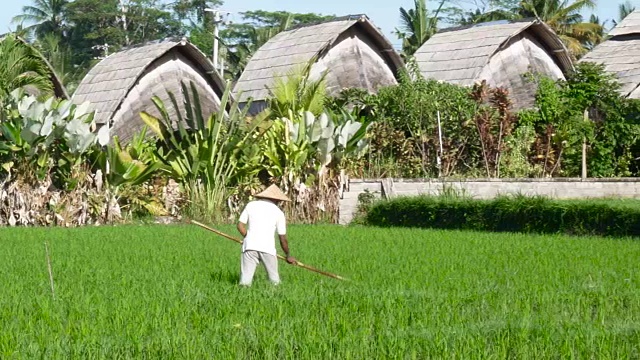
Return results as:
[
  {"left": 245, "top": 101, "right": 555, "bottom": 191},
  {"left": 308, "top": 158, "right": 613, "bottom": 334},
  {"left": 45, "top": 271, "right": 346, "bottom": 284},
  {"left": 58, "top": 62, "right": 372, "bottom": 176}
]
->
[{"left": 338, "top": 178, "right": 640, "bottom": 225}]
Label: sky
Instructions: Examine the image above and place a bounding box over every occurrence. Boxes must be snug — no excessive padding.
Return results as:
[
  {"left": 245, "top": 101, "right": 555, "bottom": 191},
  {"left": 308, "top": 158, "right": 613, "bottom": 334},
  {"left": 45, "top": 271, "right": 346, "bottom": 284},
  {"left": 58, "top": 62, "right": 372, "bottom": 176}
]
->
[{"left": 0, "top": 0, "right": 635, "bottom": 49}]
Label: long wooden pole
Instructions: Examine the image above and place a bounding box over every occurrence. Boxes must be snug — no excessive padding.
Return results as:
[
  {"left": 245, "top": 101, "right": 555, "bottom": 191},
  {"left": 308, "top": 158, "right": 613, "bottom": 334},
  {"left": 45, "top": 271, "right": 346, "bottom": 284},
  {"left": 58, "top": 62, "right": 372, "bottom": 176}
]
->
[{"left": 190, "top": 220, "right": 348, "bottom": 281}]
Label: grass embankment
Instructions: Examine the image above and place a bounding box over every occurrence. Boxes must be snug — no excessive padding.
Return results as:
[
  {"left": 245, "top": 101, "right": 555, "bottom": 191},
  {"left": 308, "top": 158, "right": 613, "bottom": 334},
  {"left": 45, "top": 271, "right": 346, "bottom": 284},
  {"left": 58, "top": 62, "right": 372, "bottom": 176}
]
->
[{"left": 1, "top": 225, "right": 639, "bottom": 358}]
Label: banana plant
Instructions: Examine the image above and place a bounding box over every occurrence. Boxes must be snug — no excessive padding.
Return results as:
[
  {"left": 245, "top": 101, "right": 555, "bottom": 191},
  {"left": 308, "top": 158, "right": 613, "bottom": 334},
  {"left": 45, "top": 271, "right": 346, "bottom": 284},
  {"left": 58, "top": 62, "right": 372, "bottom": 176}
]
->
[{"left": 94, "top": 128, "right": 162, "bottom": 188}]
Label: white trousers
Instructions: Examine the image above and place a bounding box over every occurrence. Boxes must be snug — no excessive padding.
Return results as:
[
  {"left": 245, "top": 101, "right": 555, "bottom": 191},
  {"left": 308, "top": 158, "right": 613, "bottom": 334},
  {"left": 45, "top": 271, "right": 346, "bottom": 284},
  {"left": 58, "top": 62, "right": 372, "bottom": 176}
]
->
[{"left": 239, "top": 250, "right": 280, "bottom": 286}]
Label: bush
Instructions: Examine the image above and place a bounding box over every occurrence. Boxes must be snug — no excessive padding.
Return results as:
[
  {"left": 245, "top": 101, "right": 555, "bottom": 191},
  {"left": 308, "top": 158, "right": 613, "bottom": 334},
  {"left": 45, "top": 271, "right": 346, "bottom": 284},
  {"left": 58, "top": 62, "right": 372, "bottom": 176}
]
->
[{"left": 365, "top": 194, "right": 640, "bottom": 237}]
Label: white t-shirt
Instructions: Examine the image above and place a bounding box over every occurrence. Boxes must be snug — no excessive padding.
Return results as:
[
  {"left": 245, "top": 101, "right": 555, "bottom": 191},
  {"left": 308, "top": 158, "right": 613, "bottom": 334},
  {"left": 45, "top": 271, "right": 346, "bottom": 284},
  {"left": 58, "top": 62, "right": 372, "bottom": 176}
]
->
[{"left": 238, "top": 199, "right": 286, "bottom": 256}]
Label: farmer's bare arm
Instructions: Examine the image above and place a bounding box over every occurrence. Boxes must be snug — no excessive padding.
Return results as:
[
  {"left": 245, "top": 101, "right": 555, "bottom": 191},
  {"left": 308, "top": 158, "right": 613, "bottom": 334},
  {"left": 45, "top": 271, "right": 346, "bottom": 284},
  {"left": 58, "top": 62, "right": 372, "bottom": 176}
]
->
[
  {"left": 279, "top": 235, "right": 297, "bottom": 264},
  {"left": 237, "top": 222, "right": 247, "bottom": 237}
]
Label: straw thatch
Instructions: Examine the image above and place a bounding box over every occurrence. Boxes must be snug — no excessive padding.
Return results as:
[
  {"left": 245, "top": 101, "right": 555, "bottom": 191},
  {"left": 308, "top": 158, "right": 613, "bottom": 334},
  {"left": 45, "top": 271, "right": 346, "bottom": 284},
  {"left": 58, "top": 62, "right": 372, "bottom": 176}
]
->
[
  {"left": 414, "top": 19, "right": 573, "bottom": 110},
  {"left": 234, "top": 15, "right": 404, "bottom": 115},
  {"left": 0, "top": 34, "right": 69, "bottom": 99},
  {"left": 580, "top": 11, "right": 640, "bottom": 99},
  {"left": 72, "top": 38, "right": 227, "bottom": 144}
]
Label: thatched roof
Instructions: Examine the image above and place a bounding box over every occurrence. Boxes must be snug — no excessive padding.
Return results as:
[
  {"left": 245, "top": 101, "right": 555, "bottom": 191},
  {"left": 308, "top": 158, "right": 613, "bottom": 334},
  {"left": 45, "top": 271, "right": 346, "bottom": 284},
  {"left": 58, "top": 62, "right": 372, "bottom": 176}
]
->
[
  {"left": 414, "top": 19, "right": 573, "bottom": 109},
  {"left": 580, "top": 11, "right": 640, "bottom": 99},
  {"left": 415, "top": 19, "right": 573, "bottom": 86},
  {"left": 0, "top": 34, "right": 69, "bottom": 99},
  {"left": 73, "top": 38, "right": 226, "bottom": 126},
  {"left": 233, "top": 15, "right": 404, "bottom": 107},
  {"left": 609, "top": 10, "right": 640, "bottom": 37}
]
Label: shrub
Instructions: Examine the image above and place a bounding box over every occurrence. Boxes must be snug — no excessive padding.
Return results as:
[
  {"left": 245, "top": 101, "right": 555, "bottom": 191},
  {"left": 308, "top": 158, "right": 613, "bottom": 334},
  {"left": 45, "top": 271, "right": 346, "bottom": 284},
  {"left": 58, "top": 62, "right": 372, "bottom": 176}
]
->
[{"left": 365, "top": 194, "right": 640, "bottom": 237}]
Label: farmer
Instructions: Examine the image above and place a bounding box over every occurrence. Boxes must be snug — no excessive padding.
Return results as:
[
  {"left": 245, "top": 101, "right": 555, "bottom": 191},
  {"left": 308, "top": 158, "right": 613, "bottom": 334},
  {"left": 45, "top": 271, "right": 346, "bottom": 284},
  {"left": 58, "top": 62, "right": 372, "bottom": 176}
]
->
[{"left": 237, "top": 184, "right": 297, "bottom": 286}]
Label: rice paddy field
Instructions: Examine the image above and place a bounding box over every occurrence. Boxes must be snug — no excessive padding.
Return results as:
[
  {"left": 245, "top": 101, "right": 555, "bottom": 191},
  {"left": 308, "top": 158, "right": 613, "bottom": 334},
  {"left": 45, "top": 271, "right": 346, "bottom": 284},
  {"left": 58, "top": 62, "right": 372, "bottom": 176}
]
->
[{"left": 1, "top": 224, "right": 639, "bottom": 359}]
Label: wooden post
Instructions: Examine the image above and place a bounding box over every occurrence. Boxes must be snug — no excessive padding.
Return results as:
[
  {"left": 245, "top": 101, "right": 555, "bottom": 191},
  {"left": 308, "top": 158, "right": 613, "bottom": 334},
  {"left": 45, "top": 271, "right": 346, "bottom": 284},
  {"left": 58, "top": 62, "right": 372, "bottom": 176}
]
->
[
  {"left": 44, "top": 242, "right": 56, "bottom": 299},
  {"left": 582, "top": 109, "right": 588, "bottom": 180},
  {"left": 437, "top": 111, "right": 443, "bottom": 178}
]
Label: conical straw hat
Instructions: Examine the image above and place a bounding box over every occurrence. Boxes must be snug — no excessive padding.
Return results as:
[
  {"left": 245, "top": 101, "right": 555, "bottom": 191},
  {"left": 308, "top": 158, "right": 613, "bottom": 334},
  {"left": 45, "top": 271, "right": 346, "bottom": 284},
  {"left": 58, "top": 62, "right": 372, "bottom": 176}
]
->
[{"left": 254, "top": 184, "right": 291, "bottom": 202}]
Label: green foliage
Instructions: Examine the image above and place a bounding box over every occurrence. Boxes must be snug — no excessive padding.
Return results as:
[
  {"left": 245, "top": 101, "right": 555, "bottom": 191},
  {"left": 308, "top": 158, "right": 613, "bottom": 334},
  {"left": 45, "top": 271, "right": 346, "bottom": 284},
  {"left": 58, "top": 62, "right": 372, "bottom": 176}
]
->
[
  {"left": 94, "top": 129, "right": 160, "bottom": 188},
  {"left": 35, "top": 33, "right": 81, "bottom": 93},
  {"left": 442, "top": 0, "right": 602, "bottom": 57},
  {"left": 64, "top": 0, "right": 181, "bottom": 66},
  {"left": 366, "top": 194, "right": 640, "bottom": 237},
  {"left": 11, "top": 0, "right": 68, "bottom": 40},
  {"left": 363, "top": 70, "right": 480, "bottom": 177},
  {"left": 267, "top": 59, "right": 328, "bottom": 119},
  {"left": 395, "top": 0, "right": 445, "bottom": 58},
  {"left": 499, "top": 124, "right": 541, "bottom": 177},
  {"left": 520, "top": 62, "right": 640, "bottom": 177},
  {"left": 350, "top": 189, "right": 378, "bottom": 225},
  {"left": 140, "top": 81, "right": 263, "bottom": 221},
  {"left": 1, "top": 90, "right": 108, "bottom": 189},
  {"left": 173, "top": 0, "right": 222, "bottom": 23},
  {"left": 0, "top": 35, "right": 55, "bottom": 102},
  {"left": 262, "top": 111, "right": 369, "bottom": 191}
]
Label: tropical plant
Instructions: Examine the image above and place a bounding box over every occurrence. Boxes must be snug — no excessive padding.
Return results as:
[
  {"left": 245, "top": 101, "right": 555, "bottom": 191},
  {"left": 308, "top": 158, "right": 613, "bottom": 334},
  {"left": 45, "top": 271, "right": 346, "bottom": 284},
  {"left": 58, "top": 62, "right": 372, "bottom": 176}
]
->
[
  {"left": 366, "top": 69, "right": 481, "bottom": 177},
  {"left": 262, "top": 111, "right": 369, "bottom": 192},
  {"left": 94, "top": 129, "right": 160, "bottom": 188},
  {"left": 140, "top": 81, "right": 264, "bottom": 221},
  {"left": 446, "top": 0, "right": 603, "bottom": 58},
  {"left": 515, "top": 62, "right": 640, "bottom": 178},
  {"left": 518, "top": 0, "right": 602, "bottom": 57},
  {"left": 35, "top": 33, "right": 80, "bottom": 92},
  {"left": 442, "top": 0, "right": 521, "bottom": 25},
  {"left": 395, "top": 0, "right": 446, "bottom": 57},
  {"left": 614, "top": 1, "right": 636, "bottom": 26},
  {"left": 11, "top": 0, "right": 68, "bottom": 40},
  {"left": 91, "top": 128, "right": 168, "bottom": 217},
  {"left": 1, "top": 89, "right": 109, "bottom": 189},
  {"left": 267, "top": 58, "right": 328, "bottom": 119},
  {"left": 0, "top": 35, "right": 56, "bottom": 104}
]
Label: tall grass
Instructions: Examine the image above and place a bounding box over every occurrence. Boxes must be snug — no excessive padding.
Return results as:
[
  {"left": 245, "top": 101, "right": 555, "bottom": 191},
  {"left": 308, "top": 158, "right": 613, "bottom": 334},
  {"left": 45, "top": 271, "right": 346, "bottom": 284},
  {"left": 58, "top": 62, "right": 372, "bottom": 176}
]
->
[{"left": 1, "top": 225, "right": 639, "bottom": 358}]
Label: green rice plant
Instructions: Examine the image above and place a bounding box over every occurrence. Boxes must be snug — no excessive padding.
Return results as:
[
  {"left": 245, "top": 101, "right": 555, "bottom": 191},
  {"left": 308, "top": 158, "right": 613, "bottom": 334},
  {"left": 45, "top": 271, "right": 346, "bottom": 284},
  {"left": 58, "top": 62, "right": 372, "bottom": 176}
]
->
[{"left": 0, "top": 225, "right": 639, "bottom": 358}]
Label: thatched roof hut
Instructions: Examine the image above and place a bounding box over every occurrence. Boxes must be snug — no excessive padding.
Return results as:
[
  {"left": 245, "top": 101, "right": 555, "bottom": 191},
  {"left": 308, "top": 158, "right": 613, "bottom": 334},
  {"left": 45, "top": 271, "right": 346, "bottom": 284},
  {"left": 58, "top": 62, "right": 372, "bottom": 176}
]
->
[
  {"left": 72, "top": 38, "right": 227, "bottom": 144},
  {"left": 233, "top": 15, "right": 404, "bottom": 115},
  {"left": 580, "top": 11, "right": 640, "bottom": 99},
  {"left": 414, "top": 19, "right": 574, "bottom": 110},
  {"left": 0, "top": 34, "right": 69, "bottom": 99}
]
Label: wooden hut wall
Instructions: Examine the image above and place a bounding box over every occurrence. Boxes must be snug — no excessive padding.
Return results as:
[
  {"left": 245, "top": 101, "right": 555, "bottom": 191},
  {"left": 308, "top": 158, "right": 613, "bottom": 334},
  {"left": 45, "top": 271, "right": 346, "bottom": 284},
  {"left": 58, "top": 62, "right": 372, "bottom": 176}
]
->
[
  {"left": 476, "top": 33, "right": 565, "bottom": 109},
  {"left": 110, "top": 50, "right": 222, "bottom": 143},
  {"left": 309, "top": 27, "right": 398, "bottom": 96}
]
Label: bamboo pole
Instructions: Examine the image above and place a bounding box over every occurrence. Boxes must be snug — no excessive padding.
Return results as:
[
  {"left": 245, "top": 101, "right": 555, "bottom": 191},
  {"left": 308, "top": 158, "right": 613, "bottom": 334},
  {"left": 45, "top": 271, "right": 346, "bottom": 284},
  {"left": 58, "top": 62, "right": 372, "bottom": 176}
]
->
[{"left": 190, "top": 220, "right": 349, "bottom": 281}]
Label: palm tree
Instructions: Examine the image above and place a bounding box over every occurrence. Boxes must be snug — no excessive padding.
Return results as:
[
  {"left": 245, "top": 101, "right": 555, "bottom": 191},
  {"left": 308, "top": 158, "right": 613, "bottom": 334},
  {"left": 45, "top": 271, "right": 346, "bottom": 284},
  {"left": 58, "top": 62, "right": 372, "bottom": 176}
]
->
[
  {"left": 587, "top": 14, "right": 608, "bottom": 49},
  {"left": 11, "top": 0, "right": 68, "bottom": 40},
  {"left": 35, "top": 33, "right": 80, "bottom": 93},
  {"left": 614, "top": 1, "right": 636, "bottom": 26},
  {"left": 395, "top": 0, "right": 446, "bottom": 58},
  {"left": 519, "top": 0, "right": 602, "bottom": 58},
  {"left": 0, "top": 35, "right": 54, "bottom": 101}
]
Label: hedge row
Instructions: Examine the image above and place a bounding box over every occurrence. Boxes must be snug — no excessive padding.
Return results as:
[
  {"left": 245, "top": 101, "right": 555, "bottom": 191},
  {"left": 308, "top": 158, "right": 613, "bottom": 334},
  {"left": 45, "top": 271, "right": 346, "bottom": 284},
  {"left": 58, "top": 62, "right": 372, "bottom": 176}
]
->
[{"left": 364, "top": 195, "right": 640, "bottom": 237}]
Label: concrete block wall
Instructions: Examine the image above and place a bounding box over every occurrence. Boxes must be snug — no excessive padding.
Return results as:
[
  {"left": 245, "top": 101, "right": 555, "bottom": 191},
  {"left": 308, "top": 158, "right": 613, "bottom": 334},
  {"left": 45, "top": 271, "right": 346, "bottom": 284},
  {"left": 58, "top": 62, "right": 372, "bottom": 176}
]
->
[{"left": 338, "top": 178, "right": 640, "bottom": 225}]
